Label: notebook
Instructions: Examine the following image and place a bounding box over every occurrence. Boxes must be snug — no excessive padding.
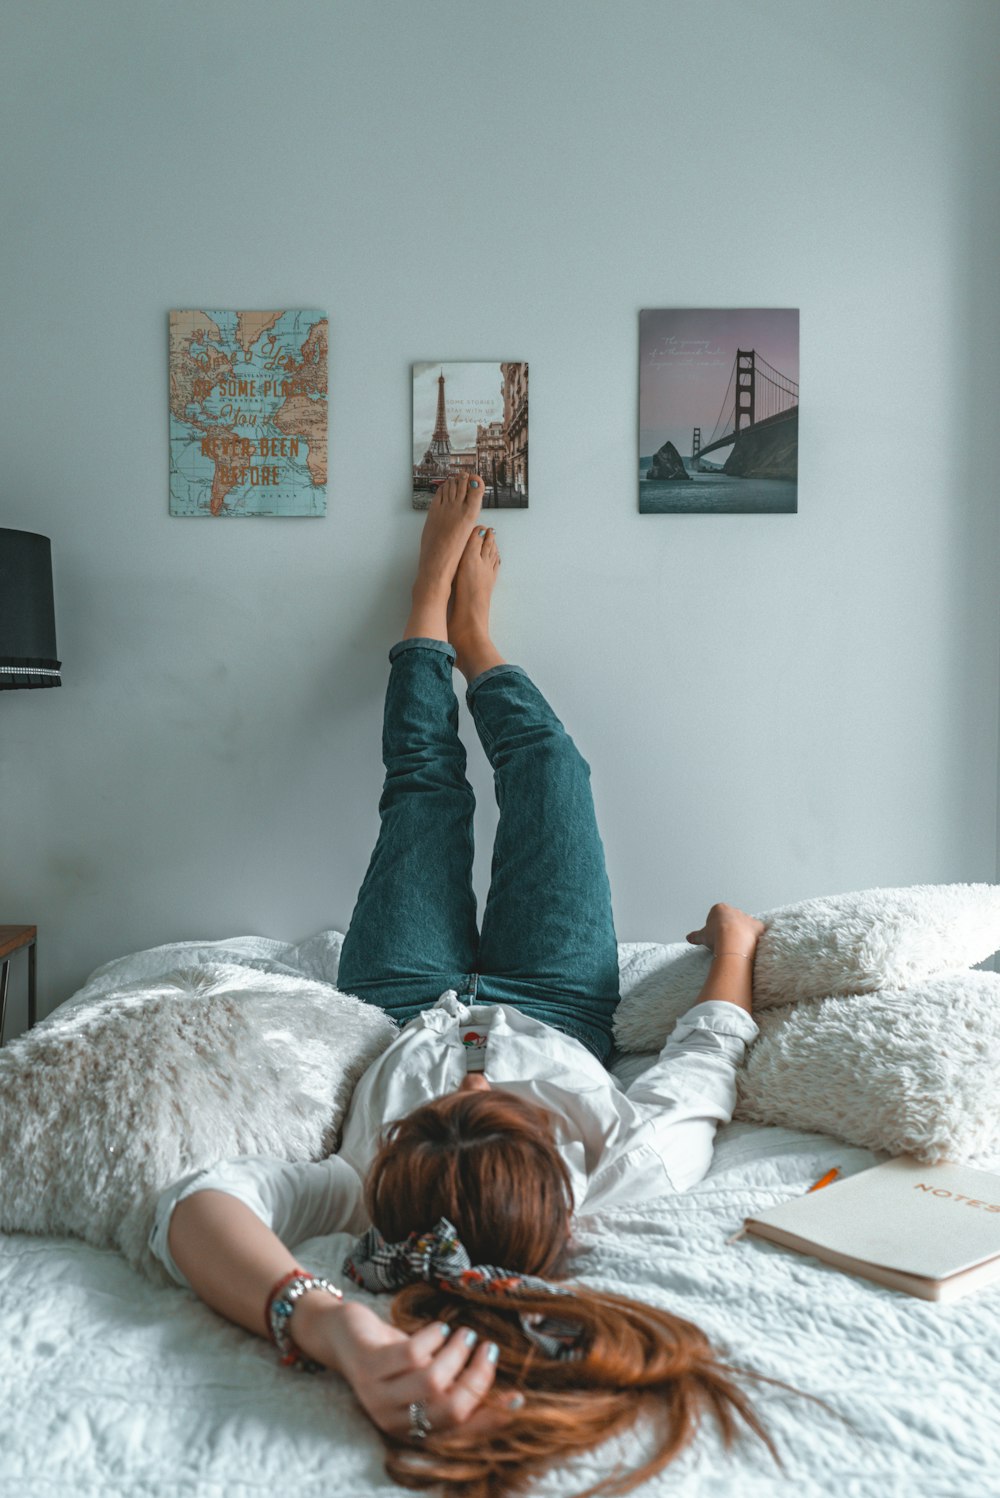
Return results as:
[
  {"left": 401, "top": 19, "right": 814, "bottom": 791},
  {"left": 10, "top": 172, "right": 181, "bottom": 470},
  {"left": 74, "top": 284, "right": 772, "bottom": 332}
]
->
[{"left": 741, "top": 1156, "right": 1000, "bottom": 1302}]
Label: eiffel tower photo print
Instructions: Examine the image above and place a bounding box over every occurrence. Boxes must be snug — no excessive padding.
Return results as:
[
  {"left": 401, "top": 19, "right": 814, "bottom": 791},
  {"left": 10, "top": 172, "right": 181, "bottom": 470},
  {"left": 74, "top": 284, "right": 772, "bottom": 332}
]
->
[{"left": 412, "top": 361, "right": 528, "bottom": 510}]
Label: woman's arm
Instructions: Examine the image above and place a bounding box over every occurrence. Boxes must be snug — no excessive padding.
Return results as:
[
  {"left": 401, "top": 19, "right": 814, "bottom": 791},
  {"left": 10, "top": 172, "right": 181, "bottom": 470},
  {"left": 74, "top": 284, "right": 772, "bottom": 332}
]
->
[
  {"left": 166, "top": 1187, "right": 413, "bottom": 1383},
  {"left": 608, "top": 904, "right": 764, "bottom": 1197},
  {"left": 168, "top": 1187, "right": 318, "bottom": 1343},
  {"left": 164, "top": 1170, "right": 519, "bottom": 1442},
  {"left": 685, "top": 901, "right": 766, "bottom": 1013}
]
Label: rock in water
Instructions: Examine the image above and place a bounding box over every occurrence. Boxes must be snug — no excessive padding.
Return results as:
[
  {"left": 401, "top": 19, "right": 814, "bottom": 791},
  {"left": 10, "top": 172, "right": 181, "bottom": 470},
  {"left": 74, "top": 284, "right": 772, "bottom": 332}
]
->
[{"left": 647, "top": 440, "right": 691, "bottom": 480}]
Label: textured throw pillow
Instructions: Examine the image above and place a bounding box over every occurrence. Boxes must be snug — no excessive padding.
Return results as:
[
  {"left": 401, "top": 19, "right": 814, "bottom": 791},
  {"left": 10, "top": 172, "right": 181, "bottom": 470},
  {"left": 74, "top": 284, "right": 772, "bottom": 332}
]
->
[
  {"left": 613, "top": 882, "right": 1000, "bottom": 1052},
  {"left": 615, "top": 941, "right": 714, "bottom": 1054},
  {"left": 733, "top": 972, "right": 1000, "bottom": 1167},
  {"left": 751, "top": 882, "right": 1000, "bottom": 1006},
  {"left": 0, "top": 965, "right": 397, "bottom": 1283}
]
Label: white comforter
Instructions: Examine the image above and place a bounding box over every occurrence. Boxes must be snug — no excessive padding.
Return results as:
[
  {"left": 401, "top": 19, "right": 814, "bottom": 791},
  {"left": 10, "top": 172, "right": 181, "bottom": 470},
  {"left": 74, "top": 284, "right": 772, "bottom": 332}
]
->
[{"left": 1, "top": 937, "right": 997, "bottom": 1496}]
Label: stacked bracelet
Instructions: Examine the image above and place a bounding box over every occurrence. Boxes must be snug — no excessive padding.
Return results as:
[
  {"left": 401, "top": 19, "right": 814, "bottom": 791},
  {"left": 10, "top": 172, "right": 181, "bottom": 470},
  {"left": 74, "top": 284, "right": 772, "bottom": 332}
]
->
[{"left": 266, "top": 1268, "right": 343, "bottom": 1373}]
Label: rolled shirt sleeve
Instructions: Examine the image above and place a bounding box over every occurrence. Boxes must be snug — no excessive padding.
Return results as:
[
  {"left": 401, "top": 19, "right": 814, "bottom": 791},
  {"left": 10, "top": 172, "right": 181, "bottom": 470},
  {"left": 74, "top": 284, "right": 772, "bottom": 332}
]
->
[
  {"left": 148, "top": 1153, "right": 370, "bottom": 1288},
  {"left": 620, "top": 999, "right": 760, "bottom": 1194}
]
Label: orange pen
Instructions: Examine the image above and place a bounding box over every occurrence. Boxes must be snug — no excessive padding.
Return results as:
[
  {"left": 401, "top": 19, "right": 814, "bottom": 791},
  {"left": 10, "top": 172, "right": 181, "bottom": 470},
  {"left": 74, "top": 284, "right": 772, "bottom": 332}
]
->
[
  {"left": 806, "top": 1167, "right": 841, "bottom": 1193},
  {"left": 725, "top": 1166, "right": 842, "bottom": 1245}
]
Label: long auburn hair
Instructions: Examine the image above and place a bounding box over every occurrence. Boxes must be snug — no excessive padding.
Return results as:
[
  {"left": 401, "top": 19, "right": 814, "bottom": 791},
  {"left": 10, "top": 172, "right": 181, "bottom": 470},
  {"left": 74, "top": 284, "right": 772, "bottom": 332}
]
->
[{"left": 364, "top": 1088, "right": 847, "bottom": 1498}]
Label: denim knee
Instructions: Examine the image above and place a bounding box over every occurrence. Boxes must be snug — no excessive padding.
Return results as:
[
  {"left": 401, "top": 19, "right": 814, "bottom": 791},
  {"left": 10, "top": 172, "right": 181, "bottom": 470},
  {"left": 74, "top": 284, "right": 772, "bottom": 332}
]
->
[{"left": 530, "top": 730, "right": 590, "bottom": 778}]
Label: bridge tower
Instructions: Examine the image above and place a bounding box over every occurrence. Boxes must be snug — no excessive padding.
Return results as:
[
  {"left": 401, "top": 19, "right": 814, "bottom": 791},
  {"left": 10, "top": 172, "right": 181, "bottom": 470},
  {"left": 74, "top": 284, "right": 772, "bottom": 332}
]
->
[
  {"left": 735, "top": 349, "right": 755, "bottom": 433},
  {"left": 691, "top": 426, "right": 702, "bottom": 471}
]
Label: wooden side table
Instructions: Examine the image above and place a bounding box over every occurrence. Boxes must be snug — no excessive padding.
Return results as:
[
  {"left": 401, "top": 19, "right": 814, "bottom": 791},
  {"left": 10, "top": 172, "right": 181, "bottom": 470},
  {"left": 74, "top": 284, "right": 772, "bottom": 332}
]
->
[{"left": 0, "top": 926, "right": 36, "bottom": 1046}]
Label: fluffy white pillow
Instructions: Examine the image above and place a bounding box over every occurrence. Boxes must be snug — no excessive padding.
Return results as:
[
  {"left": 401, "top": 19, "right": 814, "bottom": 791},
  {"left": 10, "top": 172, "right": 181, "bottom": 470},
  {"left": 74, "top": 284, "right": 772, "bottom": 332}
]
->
[
  {"left": 0, "top": 964, "right": 396, "bottom": 1283},
  {"left": 733, "top": 972, "right": 1000, "bottom": 1167},
  {"left": 751, "top": 882, "right": 1000, "bottom": 1006},
  {"left": 615, "top": 941, "right": 712, "bottom": 1053},
  {"left": 613, "top": 882, "right": 1000, "bottom": 1052}
]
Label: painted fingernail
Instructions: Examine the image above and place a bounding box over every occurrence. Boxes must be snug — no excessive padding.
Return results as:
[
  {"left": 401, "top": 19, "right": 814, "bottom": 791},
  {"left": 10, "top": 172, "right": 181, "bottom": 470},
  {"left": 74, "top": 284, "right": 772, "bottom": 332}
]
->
[
  {"left": 470, "top": 480, "right": 479, "bottom": 488},
  {"left": 437, "top": 1323, "right": 451, "bottom": 1338},
  {"left": 478, "top": 528, "right": 486, "bottom": 536},
  {"left": 508, "top": 1392, "right": 525, "bottom": 1410},
  {"left": 464, "top": 1329, "right": 479, "bottom": 1347},
  {"left": 486, "top": 1342, "right": 499, "bottom": 1363}
]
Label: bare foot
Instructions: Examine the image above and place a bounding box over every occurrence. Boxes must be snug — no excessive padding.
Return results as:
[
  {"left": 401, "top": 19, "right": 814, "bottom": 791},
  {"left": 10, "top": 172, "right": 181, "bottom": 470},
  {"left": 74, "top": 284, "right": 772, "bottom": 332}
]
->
[
  {"left": 450, "top": 526, "right": 507, "bottom": 681},
  {"left": 403, "top": 473, "right": 483, "bottom": 642}
]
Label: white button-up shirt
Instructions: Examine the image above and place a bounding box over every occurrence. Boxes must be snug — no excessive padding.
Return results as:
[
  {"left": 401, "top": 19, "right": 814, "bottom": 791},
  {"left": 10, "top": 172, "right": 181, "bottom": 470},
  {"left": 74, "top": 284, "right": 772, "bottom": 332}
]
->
[{"left": 150, "top": 993, "right": 758, "bottom": 1287}]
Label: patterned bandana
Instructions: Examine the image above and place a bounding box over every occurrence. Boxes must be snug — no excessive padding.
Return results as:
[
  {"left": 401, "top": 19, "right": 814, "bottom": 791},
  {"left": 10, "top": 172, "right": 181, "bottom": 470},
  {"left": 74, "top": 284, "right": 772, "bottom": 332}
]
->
[{"left": 343, "top": 1217, "right": 586, "bottom": 1361}]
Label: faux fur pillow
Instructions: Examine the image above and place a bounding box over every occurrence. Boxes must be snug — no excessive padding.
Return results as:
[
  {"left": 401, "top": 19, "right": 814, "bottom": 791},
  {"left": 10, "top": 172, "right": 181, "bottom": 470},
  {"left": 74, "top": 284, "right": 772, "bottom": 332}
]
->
[
  {"left": 734, "top": 972, "right": 1000, "bottom": 1167},
  {"left": 751, "top": 882, "right": 1000, "bottom": 1006},
  {"left": 0, "top": 965, "right": 397, "bottom": 1283},
  {"left": 614, "top": 882, "right": 1000, "bottom": 1052}
]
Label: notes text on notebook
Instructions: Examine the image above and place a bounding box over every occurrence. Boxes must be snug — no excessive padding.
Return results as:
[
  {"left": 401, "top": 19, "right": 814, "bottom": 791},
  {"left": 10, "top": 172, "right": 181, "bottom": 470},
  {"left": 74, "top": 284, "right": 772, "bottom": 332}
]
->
[{"left": 741, "top": 1156, "right": 1000, "bottom": 1302}]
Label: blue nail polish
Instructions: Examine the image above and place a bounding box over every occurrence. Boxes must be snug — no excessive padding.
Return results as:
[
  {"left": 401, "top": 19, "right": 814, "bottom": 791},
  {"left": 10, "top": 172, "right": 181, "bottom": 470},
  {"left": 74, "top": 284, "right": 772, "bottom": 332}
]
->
[
  {"left": 470, "top": 480, "right": 479, "bottom": 488},
  {"left": 478, "top": 528, "right": 486, "bottom": 536},
  {"left": 437, "top": 1323, "right": 451, "bottom": 1338},
  {"left": 486, "top": 1342, "right": 499, "bottom": 1363},
  {"left": 464, "top": 1329, "right": 478, "bottom": 1347}
]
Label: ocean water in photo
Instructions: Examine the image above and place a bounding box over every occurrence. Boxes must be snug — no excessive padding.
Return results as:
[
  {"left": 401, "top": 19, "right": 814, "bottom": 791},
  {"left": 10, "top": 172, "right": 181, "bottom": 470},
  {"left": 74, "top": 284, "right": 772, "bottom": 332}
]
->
[{"left": 639, "top": 470, "right": 796, "bottom": 514}]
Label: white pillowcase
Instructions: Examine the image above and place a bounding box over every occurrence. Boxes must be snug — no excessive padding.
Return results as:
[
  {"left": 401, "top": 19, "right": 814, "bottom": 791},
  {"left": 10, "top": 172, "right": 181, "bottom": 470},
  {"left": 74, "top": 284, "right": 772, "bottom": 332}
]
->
[
  {"left": 614, "top": 882, "right": 1000, "bottom": 1053},
  {"left": 734, "top": 972, "right": 1000, "bottom": 1167},
  {"left": 0, "top": 964, "right": 396, "bottom": 1283},
  {"left": 615, "top": 941, "right": 712, "bottom": 1054},
  {"left": 751, "top": 882, "right": 1000, "bottom": 1005}
]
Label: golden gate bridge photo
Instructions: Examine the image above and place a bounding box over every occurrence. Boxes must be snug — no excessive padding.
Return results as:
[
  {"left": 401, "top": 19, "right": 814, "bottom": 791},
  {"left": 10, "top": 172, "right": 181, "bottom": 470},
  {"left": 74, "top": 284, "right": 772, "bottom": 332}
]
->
[{"left": 639, "top": 308, "right": 799, "bottom": 514}]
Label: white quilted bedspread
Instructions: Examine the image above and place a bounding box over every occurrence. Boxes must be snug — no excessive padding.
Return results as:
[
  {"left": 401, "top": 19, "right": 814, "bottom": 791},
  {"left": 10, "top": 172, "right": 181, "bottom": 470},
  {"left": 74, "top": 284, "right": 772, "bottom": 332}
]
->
[
  {"left": 2, "top": 1121, "right": 997, "bottom": 1497},
  {"left": 1, "top": 934, "right": 998, "bottom": 1496}
]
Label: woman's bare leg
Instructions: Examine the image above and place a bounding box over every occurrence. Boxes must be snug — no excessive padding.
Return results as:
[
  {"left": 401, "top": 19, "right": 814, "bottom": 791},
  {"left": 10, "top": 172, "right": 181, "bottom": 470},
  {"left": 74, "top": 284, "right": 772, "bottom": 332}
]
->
[
  {"left": 403, "top": 475, "right": 484, "bottom": 645},
  {"left": 449, "top": 525, "right": 506, "bottom": 682}
]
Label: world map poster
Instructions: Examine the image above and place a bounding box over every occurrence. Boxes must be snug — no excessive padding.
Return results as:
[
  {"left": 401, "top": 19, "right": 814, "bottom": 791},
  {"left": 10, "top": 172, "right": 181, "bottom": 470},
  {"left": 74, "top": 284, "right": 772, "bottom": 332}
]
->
[{"left": 169, "top": 310, "right": 328, "bottom": 517}]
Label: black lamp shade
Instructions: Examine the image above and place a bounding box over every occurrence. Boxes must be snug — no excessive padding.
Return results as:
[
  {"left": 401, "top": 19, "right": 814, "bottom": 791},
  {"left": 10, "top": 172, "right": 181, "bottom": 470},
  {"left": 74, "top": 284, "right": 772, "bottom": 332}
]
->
[{"left": 0, "top": 528, "right": 61, "bottom": 689}]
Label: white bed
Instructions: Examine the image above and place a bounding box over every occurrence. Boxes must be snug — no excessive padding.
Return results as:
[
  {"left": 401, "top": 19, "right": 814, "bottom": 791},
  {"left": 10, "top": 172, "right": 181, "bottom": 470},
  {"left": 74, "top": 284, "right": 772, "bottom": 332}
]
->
[{"left": 1, "top": 941, "right": 998, "bottom": 1497}]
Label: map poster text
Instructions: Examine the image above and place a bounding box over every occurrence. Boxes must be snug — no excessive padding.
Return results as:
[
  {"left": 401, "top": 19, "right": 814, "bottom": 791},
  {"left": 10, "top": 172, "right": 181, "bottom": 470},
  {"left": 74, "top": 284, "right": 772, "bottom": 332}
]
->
[{"left": 169, "top": 309, "right": 328, "bottom": 517}]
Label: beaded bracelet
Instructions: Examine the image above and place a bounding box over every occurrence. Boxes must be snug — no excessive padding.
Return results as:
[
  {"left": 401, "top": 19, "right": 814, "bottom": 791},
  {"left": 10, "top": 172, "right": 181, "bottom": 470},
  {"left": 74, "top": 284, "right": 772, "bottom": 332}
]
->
[{"left": 265, "top": 1267, "right": 343, "bottom": 1373}]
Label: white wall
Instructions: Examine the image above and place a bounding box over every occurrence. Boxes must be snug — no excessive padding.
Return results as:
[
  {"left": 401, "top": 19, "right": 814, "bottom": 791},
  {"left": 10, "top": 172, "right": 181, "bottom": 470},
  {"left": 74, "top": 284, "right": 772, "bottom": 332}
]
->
[{"left": 1, "top": 0, "right": 998, "bottom": 1033}]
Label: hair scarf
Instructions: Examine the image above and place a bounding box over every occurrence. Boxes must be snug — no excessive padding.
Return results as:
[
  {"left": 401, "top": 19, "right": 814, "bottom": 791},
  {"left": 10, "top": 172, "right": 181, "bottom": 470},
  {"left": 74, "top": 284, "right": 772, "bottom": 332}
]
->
[{"left": 343, "top": 1217, "right": 585, "bottom": 1361}]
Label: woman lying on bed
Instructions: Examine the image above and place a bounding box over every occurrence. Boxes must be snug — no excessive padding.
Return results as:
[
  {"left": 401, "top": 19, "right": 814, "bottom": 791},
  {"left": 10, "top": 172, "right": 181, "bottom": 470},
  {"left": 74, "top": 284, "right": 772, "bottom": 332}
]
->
[{"left": 151, "top": 475, "right": 830, "bottom": 1497}]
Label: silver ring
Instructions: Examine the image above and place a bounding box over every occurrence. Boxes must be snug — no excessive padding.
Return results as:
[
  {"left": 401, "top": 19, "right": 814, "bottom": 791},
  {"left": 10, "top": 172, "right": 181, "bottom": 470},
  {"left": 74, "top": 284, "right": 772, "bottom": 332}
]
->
[{"left": 408, "top": 1400, "right": 432, "bottom": 1441}]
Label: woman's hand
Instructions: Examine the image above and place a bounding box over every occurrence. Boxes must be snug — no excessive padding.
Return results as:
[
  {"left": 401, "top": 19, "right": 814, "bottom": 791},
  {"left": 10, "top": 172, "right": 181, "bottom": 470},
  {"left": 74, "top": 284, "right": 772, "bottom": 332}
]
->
[
  {"left": 308, "top": 1298, "right": 520, "bottom": 1444},
  {"left": 686, "top": 902, "right": 765, "bottom": 958}
]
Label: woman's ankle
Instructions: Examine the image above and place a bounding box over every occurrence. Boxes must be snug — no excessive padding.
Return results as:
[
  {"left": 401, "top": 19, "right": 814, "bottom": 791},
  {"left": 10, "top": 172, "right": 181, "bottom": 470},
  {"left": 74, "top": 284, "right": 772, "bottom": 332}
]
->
[
  {"left": 403, "top": 584, "right": 449, "bottom": 643},
  {"left": 453, "top": 631, "right": 506, "bottom": 682}
]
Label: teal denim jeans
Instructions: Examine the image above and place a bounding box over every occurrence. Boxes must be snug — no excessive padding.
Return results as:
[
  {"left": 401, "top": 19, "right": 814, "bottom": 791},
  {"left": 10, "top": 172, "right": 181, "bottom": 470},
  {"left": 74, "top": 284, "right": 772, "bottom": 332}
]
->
[{"left": 337, "top": 638, "right": 621, "bottom": 1063}]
